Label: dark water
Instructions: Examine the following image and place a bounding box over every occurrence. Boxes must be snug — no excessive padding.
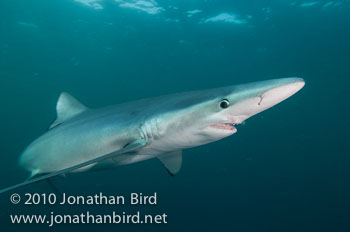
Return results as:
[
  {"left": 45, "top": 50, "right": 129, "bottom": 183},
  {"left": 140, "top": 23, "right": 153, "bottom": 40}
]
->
[{"left": 0, "top": 0, "right": 349, "bottom": 231}]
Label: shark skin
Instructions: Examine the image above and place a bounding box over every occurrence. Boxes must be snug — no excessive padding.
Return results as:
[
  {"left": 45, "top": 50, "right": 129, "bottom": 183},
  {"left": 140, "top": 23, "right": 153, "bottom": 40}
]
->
[{"left": 0, "top": 77, "right": 305, "bottom": 193}]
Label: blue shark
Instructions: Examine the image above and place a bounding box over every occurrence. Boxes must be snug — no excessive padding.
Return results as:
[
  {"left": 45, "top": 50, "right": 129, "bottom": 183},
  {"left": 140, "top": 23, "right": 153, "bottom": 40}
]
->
[{"left": 0, "top": 77, "right": 305, "bottom": 193}]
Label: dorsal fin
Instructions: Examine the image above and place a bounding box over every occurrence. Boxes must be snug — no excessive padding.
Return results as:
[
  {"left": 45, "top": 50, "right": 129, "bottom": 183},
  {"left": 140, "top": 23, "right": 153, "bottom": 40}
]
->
[{"left": 49, "top": 92, "right": 87, "bottom": 129}]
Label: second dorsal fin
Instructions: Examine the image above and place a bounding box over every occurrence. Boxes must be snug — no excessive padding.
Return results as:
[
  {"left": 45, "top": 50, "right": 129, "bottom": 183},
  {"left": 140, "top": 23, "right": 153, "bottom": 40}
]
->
[{"left": 49, "top": 92, "right": 87, "bottom": 129}]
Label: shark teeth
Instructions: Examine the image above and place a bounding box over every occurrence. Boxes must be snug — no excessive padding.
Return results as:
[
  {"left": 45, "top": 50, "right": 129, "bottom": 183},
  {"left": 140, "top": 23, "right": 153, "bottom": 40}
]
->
[{"left": 209, "top": 123, "right": 237, "bottom": 132}]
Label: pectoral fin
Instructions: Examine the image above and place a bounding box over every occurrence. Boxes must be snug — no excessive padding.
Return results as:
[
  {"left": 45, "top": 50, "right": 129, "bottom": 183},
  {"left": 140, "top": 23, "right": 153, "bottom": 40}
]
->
[
  {"left": 0, "top": 139, "right": 147, "bottom": 194},
  {"left": 158, "top": 150, "right": 182, "bottom": 176}
]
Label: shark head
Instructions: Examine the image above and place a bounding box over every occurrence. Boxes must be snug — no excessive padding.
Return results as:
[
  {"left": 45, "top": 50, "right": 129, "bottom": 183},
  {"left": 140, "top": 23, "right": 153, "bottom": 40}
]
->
[
  {"left": 152, "top": 77, "right": 305, "bottom": 151},
  {"left": 201, "top": 77, "right": 305, "bottom": 137}
]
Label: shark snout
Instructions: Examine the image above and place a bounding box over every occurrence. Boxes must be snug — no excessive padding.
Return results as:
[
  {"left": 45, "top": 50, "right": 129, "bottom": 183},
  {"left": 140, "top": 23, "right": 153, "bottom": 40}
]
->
[
  {"left": 225, "top": 77, "right": 305, "bottom": 123},
  {"left": 258, "top": 78, "right": 305, "bottom": 106}
]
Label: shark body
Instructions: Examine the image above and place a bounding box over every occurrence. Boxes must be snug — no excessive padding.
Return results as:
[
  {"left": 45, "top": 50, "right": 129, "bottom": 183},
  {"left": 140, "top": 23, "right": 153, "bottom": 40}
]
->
[{"left": 0, "top": 78, "right": 305, "bottom": 193}]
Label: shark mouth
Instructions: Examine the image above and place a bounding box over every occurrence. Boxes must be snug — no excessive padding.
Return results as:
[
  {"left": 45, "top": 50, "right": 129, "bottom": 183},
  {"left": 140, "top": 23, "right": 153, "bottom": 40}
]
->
[{"left": 209, "top": 123, "right": 237, "bottom": 132}]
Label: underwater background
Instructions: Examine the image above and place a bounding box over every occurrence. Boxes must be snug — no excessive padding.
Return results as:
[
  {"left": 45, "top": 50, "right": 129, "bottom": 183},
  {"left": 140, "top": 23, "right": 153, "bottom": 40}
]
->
[{"left": 0, "top": 0, "right": 349, "bottom": 231}]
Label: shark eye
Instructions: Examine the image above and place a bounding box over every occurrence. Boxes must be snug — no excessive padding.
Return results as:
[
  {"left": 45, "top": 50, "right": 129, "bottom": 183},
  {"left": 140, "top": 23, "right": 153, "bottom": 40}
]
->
[{"left": 220, "top": 99, "right": 230, "bottom": 109}]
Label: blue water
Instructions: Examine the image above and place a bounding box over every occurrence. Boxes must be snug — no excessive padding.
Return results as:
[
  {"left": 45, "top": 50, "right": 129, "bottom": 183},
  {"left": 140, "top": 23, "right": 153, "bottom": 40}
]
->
[{"left": 0, "top": 0, "right": 349, "bottom": 231}]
